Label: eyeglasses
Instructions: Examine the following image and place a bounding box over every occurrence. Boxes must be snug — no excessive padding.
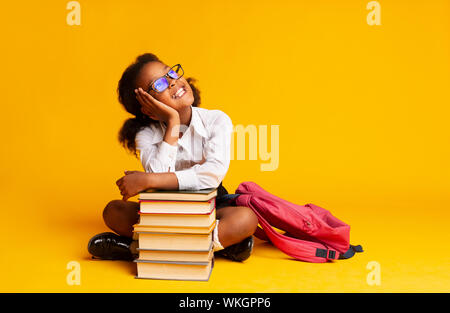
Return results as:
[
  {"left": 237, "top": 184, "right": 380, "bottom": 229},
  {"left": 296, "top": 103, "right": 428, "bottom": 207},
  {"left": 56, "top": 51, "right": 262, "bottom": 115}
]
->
[{"left": 146, "top": 64, "right": 184, "bottom": 93}]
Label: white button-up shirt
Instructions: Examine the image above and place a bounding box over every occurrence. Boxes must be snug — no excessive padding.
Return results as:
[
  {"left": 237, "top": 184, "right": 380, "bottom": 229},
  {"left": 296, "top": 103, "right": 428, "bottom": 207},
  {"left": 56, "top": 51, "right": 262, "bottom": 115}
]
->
[{"left": 135, "top": 106, "right": 233, "bottom": 190}]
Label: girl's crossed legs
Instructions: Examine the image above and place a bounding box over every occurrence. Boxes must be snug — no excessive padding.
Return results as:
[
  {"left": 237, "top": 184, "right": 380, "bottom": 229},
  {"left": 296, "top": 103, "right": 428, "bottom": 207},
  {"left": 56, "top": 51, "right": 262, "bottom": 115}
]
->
[{"left": 102, "top": 199, "right": 258, "bottom": 249}]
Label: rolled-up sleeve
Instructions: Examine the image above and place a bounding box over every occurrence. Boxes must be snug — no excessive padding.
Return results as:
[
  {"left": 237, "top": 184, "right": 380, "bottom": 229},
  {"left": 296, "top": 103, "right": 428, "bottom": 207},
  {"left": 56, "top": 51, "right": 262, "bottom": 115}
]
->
[
  {"left": 136, "top": 127, "right": 178, "bottom": 173},
  {"left": 174, "top": 112, "right": 233, "bottom": 190}
]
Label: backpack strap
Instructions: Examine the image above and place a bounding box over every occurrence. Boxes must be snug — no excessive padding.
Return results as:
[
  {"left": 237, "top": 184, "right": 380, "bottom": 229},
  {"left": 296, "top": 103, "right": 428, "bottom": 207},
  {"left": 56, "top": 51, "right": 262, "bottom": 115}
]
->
[
  {"left": 219, "top": 194, "right": 271, "bottom": 242},
  {"left": 236, "top": 194, "right": 340, "bottom": 263},
  {"left": 338, "top": 244, "right": 364, "bottom": 259},
  {"left": 254, "top": 226, "right": 270, "bottom": 241},
  {"left": 215, "top": 193, "right": 239, "bottom": 205}
]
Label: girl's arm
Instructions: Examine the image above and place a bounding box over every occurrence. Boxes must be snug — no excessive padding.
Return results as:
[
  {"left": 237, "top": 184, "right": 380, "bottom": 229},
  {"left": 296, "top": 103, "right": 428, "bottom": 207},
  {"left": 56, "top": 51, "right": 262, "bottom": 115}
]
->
[
  {"left": 162, "top": 118, "right": 180, "bottom": 146},
  {"left": 173, "top": 111, "right": 233, "bottom": 190},
  {"left": 146, "top": 172, "right": 179, "bottom": 190},
  {"left": 135, "top": 90, "right": 182, "bottom": 173},
  {"left": 143, "top": 110, "right": 232, "bottom": 191},
  {"left": 118, "top": 111, "right": 232, "bottom": 199},
  {"left": 116, "top": 171, "right": 179, "bottom": 201}
]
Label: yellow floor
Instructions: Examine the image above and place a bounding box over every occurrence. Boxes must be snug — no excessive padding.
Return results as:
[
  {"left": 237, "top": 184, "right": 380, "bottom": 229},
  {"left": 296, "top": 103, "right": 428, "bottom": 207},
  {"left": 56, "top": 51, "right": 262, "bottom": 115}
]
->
[{"left": 1, "top": 194, "right": 448, "bottom": 293}]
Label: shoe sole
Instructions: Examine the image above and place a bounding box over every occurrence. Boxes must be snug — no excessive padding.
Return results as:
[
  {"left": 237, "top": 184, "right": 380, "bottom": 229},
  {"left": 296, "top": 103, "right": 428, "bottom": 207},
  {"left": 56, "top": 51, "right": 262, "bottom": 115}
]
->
[
  {"left": 215, "top": 236, "right": 254, "bottom": 262},
  {"left": 87, "top": 232, "right": 134, "bottom": 261},
  {"left": 87, "top": 232, "right": 116, "bottom": 254}
]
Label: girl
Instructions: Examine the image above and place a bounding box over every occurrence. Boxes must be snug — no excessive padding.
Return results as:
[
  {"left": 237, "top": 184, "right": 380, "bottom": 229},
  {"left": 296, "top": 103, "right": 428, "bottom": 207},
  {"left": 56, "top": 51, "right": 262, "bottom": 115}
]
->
[{"left": 87, "top": 53, "right": 258, "bottom": 262}]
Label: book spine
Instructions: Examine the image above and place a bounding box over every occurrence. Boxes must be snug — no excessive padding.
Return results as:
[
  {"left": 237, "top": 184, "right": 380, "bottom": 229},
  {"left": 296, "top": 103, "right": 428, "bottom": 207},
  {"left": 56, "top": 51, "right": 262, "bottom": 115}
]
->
[
  {"left": 138, "top": 205, "right": 215, "bottom": 215},
  {"left": 138, "top": 198, "right": 214, "bottom": 204}
]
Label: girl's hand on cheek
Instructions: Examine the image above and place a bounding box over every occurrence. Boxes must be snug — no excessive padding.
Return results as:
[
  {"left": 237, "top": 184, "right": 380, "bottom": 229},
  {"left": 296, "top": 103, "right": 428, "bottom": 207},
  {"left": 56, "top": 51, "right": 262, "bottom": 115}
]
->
[
  {"left": 135, "top": 88, "right": 180, "bottom": 123},
  {"left": 115, "top": 170, "right": 151, "bottom": 201}
]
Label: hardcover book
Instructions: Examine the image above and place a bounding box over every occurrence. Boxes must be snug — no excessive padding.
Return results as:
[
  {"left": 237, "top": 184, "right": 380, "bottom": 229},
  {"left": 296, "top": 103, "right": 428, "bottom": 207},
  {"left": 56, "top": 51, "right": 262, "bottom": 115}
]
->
[
  {"left": 139, "top": 188, "right": 217, "bottom": 202},
  {"left": 135, "top": 255, "right": 214, "bottom": 281}
]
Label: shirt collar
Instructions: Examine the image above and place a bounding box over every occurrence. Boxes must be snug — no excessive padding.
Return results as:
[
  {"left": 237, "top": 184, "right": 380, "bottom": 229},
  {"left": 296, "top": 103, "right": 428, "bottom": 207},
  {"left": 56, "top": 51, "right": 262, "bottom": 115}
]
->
[{"left": 150, "top": 106, "right": 207, "bottom": 144}]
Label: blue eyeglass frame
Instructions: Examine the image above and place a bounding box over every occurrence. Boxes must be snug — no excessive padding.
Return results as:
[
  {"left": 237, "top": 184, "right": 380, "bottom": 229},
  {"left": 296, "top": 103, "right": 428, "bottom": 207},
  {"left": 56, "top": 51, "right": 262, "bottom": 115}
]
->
[{"left": 146, "top": 64, "right": 184, "bottom": 93}]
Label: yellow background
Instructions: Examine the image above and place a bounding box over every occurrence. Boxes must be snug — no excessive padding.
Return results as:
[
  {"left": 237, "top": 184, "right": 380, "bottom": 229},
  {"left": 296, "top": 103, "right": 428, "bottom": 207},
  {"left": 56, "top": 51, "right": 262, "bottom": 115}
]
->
[{"left": 0, "top": 0, "right": 449, "bottom": 292}]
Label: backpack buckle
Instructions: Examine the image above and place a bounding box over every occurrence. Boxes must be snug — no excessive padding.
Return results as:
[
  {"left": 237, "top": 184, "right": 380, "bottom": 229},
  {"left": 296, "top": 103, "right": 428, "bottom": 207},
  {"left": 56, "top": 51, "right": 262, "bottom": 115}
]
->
[
  {"left": 315, "top": 248, "right": 338, "bottom": 260},
  {"left": 328, "top": 250, "right": 337, "bottom": 259}
]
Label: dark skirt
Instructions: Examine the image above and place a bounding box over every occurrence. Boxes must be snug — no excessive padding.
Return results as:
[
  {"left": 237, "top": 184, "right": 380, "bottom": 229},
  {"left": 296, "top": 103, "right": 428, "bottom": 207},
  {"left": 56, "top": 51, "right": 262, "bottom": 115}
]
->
[
  {"left": 216, "top": 182, "right": 239, "bottom": 209},
  {"left": 217, "top": 182, "right": 229, "bottom": 198},
  {"left": 216, "top": 182, "right": 230, "bottom": 209}
]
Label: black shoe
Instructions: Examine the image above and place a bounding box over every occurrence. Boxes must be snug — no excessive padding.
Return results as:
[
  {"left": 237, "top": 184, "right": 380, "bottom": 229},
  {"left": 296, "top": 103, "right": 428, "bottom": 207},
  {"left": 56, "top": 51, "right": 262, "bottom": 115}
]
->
[
  {"left": 87, "top": 232, "right": 134, "bottom": 261},
  {"left": 215, "top": 236, "right": 254, "bottom": 262}
]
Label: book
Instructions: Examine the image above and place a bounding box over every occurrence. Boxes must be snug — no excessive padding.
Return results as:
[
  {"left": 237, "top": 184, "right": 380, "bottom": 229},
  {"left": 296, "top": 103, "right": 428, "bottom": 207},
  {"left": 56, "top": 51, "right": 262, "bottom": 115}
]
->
[
  {"left": 139, "top": 198, "right": 215, "bottom": 214},
  {"left": 135, "top": 256, "right": 214, "bottom": 281},
  {"left": 137, "top": 231, "right": 213, "bottom": 251},
  {"left": 133, "top": 220, "right": 216, "bottom": 235},
  {"left": 137, "top": 246, "right": 214, "bottom": 262},
  {"left": 133, "top": 187, "right": 217, "bottom": 281},
  {"left": 139, "top": 188, "right": 217, "bottom": 202},
  {"left": 138, "top": 207, "right": 216, "bottom": 227}
]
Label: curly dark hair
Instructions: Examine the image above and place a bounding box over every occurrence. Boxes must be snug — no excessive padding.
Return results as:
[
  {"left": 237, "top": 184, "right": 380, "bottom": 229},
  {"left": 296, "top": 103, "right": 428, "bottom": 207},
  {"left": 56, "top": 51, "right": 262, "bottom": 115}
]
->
[{"left": 117, "top": 53, "right": 201, "bottom": 156}]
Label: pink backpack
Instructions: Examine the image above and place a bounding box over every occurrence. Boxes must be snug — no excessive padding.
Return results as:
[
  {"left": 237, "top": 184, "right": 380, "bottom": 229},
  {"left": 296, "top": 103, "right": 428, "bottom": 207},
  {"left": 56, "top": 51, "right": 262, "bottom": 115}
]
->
[{"left": 223, "top": 181, "right": 363, "bottom": 263}]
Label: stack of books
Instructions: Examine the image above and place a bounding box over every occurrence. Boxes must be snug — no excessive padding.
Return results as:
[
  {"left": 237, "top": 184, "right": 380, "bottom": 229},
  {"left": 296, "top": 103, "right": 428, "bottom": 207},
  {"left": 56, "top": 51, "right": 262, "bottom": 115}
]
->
[{"left": 133, "top": 188, "right": 218, "bottom": 281}]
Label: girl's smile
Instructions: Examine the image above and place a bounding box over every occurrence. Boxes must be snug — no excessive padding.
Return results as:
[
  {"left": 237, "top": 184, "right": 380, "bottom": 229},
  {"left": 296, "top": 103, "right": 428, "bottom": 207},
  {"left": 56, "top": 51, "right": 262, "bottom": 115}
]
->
[{"left": 172, "top": 86, "right": 187, "bottom": 99}]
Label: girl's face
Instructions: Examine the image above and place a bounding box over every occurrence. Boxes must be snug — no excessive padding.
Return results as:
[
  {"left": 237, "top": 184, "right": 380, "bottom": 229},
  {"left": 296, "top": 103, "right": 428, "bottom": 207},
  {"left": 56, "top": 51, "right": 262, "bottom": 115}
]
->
[{"left": 135, "top": 61, "right": 194, "bottom": 113}]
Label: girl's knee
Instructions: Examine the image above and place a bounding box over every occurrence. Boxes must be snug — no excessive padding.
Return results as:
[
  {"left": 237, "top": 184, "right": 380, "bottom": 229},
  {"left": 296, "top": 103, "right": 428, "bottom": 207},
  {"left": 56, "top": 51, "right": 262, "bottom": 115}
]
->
[
  {"left": 102, "top": 200, "right": 139, "bottom": 237},
  {"left": 102, "top": 200, "right": 124, "bottom": 224},
  {"left": 233, "top": 206, "right": 258, "bottom": 237}
]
